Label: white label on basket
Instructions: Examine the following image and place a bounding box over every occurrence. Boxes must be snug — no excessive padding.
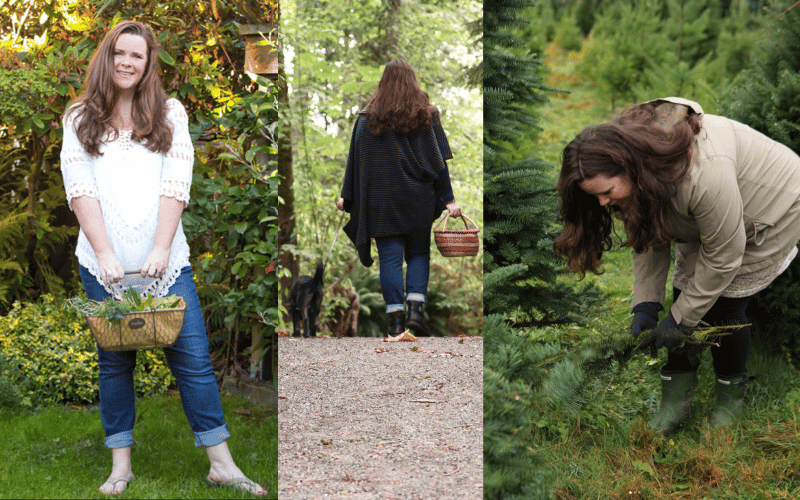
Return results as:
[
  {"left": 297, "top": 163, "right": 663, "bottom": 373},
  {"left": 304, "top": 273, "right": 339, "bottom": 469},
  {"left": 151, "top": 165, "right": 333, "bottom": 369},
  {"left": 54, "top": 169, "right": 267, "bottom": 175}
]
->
[{"left": 128, "top": 318, "right": 146, "bottom": 329}]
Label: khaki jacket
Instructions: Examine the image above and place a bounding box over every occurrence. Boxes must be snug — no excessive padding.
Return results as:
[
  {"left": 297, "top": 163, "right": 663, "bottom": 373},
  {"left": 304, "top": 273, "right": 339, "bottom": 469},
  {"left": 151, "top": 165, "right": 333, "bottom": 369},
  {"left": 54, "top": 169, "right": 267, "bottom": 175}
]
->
[{"left": 632, "top": 97, "right": 800, "bottom": 326}]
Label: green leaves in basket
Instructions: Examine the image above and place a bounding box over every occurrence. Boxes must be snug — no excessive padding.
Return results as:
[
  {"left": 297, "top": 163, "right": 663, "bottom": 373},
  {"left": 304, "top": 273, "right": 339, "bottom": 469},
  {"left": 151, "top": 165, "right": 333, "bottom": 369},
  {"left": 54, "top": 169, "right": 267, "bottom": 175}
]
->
[
  {"left": 66, "top": 286, "right": 183, "bottom": 326},
  {"left": 122, "top": 286, "right": 143, "bottom": 309},
  {"left": 165, "top": 297, "right": 182, "bottom": 309}
]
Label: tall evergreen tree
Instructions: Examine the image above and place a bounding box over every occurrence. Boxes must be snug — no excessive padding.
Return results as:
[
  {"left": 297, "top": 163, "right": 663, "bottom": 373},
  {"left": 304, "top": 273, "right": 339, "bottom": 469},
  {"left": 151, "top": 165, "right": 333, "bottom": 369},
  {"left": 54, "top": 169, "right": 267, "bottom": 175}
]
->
[
  {"left": 630, "top": 0, "right": 720, "bottom": 104},
  {"left": 576, "top": 0, "right": 596, "bottom": 37},
  {"left": 662, "top": 0, "right": 720, "bottom": 66},
  {"left": 484, "top": 0, "right": 601, "bottom": 497},
  {"left": 484, "top": 0, "right": 599, "bottom": 327},
  {"left": 580, "top": 0, "right": 666, "bottom": 107}
]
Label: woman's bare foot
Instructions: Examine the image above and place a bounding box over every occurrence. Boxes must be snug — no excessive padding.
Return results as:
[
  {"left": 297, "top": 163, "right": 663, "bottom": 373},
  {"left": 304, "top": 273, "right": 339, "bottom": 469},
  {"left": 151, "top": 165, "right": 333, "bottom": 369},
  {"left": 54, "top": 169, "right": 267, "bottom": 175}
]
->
[
  {"left": 98, "top": 473, "right": 136, "bottom": 495},
  {"left": 205, "top": 441, "right": 266, "bottom": 496},
  {"left": 99, "top": 446, "right": 135, "bottom": 495},
  {"left": 207, "top": 468, "right": 266, "bottom": 496}
]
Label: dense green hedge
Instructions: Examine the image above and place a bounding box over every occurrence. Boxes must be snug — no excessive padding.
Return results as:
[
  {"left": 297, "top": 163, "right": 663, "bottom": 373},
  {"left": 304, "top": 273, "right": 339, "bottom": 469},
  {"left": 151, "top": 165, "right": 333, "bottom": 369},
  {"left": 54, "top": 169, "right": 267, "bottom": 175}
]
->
[{"left": 0, "top": 294, "right": 173, "bottom": 409}]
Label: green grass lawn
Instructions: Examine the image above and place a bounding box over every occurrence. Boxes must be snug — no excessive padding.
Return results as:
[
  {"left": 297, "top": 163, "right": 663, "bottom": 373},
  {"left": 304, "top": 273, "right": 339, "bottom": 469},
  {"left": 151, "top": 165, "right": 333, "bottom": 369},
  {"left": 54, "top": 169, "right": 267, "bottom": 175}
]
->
[
  {"left": 0, "top": 392, "right": 277, "bottom": 499},
  {"left": 530, "top": 44, "right": 800, "bottom": 499}
]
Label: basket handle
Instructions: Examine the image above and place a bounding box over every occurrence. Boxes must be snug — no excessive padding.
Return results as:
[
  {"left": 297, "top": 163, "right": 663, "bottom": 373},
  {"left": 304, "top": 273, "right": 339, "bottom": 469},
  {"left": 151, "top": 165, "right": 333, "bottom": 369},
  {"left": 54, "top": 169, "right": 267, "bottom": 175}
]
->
[{"left": 432, "top": 212, "right": 479, "bottom": 232}]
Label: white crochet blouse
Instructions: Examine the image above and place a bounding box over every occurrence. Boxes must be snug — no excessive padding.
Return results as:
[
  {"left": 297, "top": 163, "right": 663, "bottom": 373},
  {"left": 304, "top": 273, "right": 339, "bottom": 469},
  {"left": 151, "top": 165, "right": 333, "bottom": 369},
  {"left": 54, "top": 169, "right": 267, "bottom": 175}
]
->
[{"left": 60, "top": 98, "right": 194, "bottom": 297}]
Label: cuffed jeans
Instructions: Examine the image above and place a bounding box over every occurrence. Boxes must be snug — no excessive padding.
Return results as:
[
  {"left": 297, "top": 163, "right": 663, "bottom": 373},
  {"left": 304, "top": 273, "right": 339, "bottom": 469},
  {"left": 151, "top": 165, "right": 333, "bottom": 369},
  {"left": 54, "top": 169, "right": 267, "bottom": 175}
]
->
[
  {"left": 80, "top": 265, "right": 229, "bottom": 449},
  {"left": 375, "top": 226, "right": 431, "bottom": 313}
]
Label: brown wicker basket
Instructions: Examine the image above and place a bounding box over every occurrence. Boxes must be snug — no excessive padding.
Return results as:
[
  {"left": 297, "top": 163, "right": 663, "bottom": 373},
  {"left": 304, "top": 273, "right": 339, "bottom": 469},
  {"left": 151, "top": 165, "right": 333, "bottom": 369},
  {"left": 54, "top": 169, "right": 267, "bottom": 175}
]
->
[
  {"left": 433, "top": 213, "right": 480, "bottom": 257},
  {"left": 86, "top": 297, "right": 186, "bottom": 351}
]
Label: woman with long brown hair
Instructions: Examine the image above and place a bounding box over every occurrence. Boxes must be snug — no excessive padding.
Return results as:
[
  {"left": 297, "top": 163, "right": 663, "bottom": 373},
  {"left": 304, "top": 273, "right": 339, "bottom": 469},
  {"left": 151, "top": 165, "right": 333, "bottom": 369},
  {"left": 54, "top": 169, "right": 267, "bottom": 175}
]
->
[
  {"left": 60, "top": 20, "right": 266, "bottom": 495},
  {"left": 336, "top": 59, "right": 461, "bottom": 340},
  {"left": 554, "top": 97, "right": 800, "bottom": 433}
]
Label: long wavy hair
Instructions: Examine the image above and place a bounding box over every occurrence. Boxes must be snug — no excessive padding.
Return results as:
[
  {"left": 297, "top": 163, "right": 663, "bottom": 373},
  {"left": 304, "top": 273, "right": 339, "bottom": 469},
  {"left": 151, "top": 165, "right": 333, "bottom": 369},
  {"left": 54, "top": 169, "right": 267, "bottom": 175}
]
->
[
  {"left": 65, "top": 20, "right": 172, "bottom": 156},
  {"left": 365, "top": 59, "right": 440, "bottom": 136},
  {"left": 553, "top": 100, "right": 702, "bottom": 277}
]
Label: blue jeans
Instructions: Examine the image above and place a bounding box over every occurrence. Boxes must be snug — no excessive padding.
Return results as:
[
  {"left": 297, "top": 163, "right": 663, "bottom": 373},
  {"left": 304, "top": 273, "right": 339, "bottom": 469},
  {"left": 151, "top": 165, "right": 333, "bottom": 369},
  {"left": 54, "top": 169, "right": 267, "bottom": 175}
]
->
[
  {"left": 374, "top": 227, "right": 431, "bottom": 313},
  {"left": 80, "top": 265, "right": 229, "bottom": 449}
]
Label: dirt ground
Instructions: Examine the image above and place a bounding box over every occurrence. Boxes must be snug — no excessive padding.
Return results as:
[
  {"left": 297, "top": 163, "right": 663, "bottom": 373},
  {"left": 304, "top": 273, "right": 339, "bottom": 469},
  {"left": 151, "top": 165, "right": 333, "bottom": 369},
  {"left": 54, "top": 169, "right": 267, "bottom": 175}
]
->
[{"left": 278, "top": 336, "right": 483, "bottom": 500}]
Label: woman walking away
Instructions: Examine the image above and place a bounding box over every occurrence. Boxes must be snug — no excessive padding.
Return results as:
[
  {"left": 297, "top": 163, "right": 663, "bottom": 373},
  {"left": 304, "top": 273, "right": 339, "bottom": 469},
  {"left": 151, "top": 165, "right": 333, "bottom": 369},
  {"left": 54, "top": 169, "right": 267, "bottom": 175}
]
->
[
  {"left": 60, "top": 20, "right": 266, "bottom": 495},
  {"left": 554, "top": 97, "right": 800, "bottom": 433},
  {"left": 336, "top": 59, "right": 461, "bottom": 340}
]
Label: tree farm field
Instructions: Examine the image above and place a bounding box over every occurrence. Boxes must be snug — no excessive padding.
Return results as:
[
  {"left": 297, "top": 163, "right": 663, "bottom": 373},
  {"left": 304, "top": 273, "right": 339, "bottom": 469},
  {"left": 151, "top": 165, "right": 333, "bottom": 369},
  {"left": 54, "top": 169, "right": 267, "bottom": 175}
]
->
[{"left": 527, "top": 45, "right": 800, "bottom": 500}]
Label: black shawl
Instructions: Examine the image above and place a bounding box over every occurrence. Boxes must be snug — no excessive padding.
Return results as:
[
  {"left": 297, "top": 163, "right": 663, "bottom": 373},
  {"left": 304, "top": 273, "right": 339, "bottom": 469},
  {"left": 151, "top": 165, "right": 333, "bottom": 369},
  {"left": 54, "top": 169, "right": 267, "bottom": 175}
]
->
[{"left": 340, "top": 112, "right": 455, "bottom": 266}]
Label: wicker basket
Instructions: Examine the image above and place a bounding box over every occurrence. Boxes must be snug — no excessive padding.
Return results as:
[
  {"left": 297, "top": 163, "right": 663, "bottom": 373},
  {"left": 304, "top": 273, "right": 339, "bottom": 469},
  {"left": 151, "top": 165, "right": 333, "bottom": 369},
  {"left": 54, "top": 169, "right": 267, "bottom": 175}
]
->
[
  {"left": 86, "top": 297, "right": 186, "bottom": 351},
  {"left": 433, "top": 213, "right": 480, "bottom": 257}
]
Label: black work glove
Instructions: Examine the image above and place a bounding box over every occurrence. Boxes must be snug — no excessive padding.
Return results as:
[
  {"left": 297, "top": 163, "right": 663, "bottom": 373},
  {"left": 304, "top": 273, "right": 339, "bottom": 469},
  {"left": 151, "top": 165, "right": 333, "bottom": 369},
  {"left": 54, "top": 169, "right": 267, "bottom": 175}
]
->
[
  {"left": 638, "top": 311, "right": 693, "bottom": 358},
  {"left": 630, "top": 302, "right": 662, "bottom": 338}
]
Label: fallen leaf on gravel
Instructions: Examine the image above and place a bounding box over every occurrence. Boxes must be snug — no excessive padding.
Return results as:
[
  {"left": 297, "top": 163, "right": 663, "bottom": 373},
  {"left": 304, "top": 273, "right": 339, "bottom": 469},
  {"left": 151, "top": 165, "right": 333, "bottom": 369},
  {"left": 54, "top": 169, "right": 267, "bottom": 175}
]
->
[
  {"left": 277, "top": 330, "right": 290, "bottom": 337},
  {"left": 433, "top": 351, "right": 466, "bottom": 357},
  {"left": 321, "top": 439, "right": 331, "bottom": 445},
  {"left": 233, "top": 408, "right": 252, "bottom": 416},
  {"left": 443, "top": 464, "right": 461, "bottom": 476},
  {"left": 374, "top": 347, "right": 396, "bottom": 353},
  {"left": 383, "top": 330, "right": 417, "bottom": 342}
]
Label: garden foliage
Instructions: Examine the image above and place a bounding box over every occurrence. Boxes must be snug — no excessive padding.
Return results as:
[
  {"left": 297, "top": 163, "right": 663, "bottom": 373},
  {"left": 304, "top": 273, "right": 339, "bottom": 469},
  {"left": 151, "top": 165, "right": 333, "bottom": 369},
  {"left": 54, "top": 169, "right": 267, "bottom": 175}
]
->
[
  {"left": 0, "top": 0, "right": 279, "bottom": 377},
  {"left": 0, "top": 294, "right": 173, "bottom": 409}
]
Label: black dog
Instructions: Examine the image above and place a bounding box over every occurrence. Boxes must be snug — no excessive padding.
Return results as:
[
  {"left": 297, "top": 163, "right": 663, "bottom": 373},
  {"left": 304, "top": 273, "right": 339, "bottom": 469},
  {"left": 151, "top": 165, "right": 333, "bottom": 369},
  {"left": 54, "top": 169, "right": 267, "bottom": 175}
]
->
[{"left": 289, "top": 261, "right": 324, "bottom": 338}]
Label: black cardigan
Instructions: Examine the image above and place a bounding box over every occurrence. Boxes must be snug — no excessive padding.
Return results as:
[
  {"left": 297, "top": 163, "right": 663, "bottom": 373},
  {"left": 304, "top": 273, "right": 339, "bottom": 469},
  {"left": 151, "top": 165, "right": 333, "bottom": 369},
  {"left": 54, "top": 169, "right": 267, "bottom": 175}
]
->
[{"left": 340, "top": 112, "right": 455, "bottom": 266}]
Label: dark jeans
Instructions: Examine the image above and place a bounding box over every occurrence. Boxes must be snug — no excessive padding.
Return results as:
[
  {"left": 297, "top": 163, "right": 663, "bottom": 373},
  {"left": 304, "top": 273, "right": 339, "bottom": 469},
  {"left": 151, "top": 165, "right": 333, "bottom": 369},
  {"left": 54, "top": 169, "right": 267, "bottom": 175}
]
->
[
  {"left": 666, "top": 287, "right": 751, "bottom": 377},
  {"left": 374, "top": 226, "right": 431, "bottom": 313},
  {"left": 80, "top": 265, "right": 229, "bottom": 449}
]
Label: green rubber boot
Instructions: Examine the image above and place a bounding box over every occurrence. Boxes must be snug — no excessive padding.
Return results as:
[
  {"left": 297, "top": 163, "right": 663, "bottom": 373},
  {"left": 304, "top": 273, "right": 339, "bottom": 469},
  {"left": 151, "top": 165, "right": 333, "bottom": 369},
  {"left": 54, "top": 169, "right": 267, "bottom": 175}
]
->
[
  {"left": 649, "top": 367, "right": 696, "bottom": 434},
  {"left": 710, "top": 374, "right": 749, "bottom": 428}
]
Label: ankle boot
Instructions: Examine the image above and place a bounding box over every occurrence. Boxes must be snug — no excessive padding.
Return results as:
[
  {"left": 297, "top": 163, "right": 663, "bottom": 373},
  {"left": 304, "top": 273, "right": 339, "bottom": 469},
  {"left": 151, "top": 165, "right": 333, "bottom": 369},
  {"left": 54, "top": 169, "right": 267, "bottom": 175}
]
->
[
  {"left": 649, "top": 367, "right": 696, "bottom": 434},
  {"left": 388, "top": 312, "right": 405, "bottom": 337},
  {"left": 406, "top": 300, "right": 430, "bottom": 336},
  {"left": 710, "top": 373, "right": 750, "bottom": 428}
]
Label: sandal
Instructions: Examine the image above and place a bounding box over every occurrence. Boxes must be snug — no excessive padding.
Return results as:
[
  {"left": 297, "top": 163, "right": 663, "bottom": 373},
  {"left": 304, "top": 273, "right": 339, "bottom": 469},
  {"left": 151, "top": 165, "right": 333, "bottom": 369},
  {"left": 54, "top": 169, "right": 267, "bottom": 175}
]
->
[
  {"left": 99, "top": 475, "right": 136, "bottom": 495},
  {"left": 206, "top": 475, "right": 267, "bottom": 496}
]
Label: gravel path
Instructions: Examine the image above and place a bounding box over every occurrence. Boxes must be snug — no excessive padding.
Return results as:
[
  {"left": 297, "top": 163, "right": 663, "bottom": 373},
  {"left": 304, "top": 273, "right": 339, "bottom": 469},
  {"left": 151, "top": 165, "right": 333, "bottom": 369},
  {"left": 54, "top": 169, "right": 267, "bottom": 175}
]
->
[{"left": 278, "top": 336, "right": 483, "bottom": 500}]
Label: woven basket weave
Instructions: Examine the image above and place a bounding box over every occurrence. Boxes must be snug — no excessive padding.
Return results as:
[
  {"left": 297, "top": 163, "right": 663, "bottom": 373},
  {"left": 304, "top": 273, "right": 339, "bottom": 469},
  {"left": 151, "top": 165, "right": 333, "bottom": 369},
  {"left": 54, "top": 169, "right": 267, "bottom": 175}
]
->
[
  {"left": 433, "top": 213, "right": 480, "bottom": 257},
  {"left": 86, "top": 297, "right": 186, "bottom": 351}
]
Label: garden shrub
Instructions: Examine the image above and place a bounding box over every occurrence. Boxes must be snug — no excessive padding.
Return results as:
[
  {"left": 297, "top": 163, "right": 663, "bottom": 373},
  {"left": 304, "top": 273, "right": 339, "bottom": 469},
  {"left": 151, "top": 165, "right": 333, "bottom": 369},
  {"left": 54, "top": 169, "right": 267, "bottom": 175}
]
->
[
  {"left": 0, "top": 294, "right": 174, "bottom": 407},
  {"left": 0, "top": 351, "right": 31, "bottom": 409}
]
